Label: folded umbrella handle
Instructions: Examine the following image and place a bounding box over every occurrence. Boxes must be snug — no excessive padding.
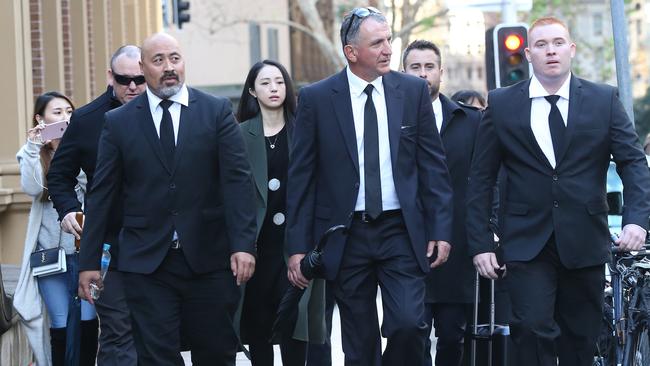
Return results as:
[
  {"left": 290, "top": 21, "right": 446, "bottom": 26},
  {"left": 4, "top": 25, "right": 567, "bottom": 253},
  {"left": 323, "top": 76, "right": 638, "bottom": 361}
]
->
[{"left": 315, "top": 225, "right": 347, "bottom": 252}]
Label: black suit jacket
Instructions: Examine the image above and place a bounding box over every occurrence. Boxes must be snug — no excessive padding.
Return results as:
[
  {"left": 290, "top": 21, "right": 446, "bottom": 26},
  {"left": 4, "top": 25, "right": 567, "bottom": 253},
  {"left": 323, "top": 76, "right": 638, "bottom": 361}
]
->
[
  {"left": 426, "top": 95, "right": 482, "bottom": 303},
  {"left": 286, "top": 69, "right": 453, "bottom": 280},
  {"left": 48, "top": 86, "right": 123, "bottom": 246},
  {"left": 79, "top": 87, "right": 257, "bottom": 274},
  {"left": 466, "top": 76, "right": 650, "bottom": 268}
]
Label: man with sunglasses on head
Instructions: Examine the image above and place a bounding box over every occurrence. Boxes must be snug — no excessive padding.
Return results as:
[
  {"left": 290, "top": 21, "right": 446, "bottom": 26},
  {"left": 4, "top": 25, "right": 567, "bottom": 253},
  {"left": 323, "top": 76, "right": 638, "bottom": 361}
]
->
[
  {"left": 286, "top": 7, "right": 452, "bottom": 366},
  {"left": 47, "top": 44, "right": 144, "bottom": 366}
]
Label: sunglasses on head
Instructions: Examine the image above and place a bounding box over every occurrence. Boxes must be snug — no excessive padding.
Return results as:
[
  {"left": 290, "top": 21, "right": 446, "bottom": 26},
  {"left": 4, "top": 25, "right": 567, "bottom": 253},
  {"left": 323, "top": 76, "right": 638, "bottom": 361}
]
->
[
  {"left": 113, "top": 73, "right": 146, "bottom": 86},
  {"left": 343, "top": 7, "right": 381, "bottom": 45}
]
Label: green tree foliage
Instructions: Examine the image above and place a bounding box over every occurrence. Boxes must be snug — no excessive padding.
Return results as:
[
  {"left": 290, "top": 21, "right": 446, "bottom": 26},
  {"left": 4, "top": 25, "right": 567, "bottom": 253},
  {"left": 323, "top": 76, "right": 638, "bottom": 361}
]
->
[{"left": 633, "top": 86, "right": 650, "bottom": 143}]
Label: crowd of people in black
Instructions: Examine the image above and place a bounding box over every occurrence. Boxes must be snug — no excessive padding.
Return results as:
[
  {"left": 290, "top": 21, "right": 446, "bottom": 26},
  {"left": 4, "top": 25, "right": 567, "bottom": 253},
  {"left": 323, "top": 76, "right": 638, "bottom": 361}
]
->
[{"left": 12, "top": 6, "right": 650, "bottom": 366}]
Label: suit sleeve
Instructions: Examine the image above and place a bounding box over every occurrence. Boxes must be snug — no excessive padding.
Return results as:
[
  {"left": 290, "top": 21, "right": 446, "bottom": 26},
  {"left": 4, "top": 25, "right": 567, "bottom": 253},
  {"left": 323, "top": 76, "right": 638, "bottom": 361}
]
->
[
  {"left": 48, "top": 113, "right": 84, "bottom": 220},
  {"left": 286, "top": 87, "right": 317, "bottom": 255},
  {"left": 78, "top": 114, "right": 122, "bottom": 271},
  {"left": 215, "top": 100, "right": 257, "bottom": 255},
  {"left": 466, "top": 94, "right": 504, "bottom": 257},
  {"left": 608, "top": 88, "right": 650, "bottom": 229},
  {"left": 416, "top": 82, "right": 453, "bottom": 242}
]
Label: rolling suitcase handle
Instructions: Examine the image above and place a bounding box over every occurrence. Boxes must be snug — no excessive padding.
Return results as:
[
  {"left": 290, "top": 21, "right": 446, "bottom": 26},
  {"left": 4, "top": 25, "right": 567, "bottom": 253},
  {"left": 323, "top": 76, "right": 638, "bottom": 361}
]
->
[{"left": 470, "top": 271, "right": 510, "bottom": 366}]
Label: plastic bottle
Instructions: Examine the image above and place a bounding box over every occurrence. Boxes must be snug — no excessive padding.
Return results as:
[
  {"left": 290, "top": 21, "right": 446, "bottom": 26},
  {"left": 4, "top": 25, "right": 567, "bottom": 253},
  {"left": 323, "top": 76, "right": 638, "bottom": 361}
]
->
[{"left": 90, "top": 243, "right": 111, "bottom": 300}]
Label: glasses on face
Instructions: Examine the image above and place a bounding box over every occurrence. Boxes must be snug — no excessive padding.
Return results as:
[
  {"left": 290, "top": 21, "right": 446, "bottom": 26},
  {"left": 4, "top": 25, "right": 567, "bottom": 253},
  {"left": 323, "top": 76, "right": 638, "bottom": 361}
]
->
[
  {"left": 112, "top": 73, "right": 146, "bottom": 86},
  {"left": 343, "top": 7, "right": 381, "bottom": 46}
]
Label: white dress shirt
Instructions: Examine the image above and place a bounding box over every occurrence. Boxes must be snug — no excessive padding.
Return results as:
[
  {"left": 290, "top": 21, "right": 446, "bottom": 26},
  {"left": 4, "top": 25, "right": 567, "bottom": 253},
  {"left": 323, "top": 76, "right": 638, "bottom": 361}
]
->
[
  {"left": 529, "top": 73, "right": 571, "bottom": 168},
  {"left": 432, "top": 97, "right": 443, "bottom": 133},
  {"left": 146, "top": 84, "right": 190, "bottom": 145},
  {"left": 346, "top": 67, "right": 400, "bottom": 212}
]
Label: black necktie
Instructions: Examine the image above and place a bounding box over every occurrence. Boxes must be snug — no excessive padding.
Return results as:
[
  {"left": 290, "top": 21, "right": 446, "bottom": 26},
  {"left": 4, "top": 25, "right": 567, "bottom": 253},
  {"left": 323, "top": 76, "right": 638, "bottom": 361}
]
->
[
  {"left": 159, "top": 99, "right": 175, "bottom": 166},
  {"left": 545, "top": 95, "right": 565, "bottom": 162},
  {"left": 363, "top": 84, "right": 382, "bottom": 219}
]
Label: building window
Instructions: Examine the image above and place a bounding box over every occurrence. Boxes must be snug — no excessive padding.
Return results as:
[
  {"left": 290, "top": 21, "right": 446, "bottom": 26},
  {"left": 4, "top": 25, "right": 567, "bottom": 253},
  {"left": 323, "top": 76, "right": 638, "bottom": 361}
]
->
[
  {"left": 267, "top": 28, "right": 279, "bottom": 61},
  {"left": 636, "top": 19, "right": 642, "bottom": 36},
  {"left": 593, "top": 13, "right": 603, "bottom": 36},
  {"left": 477, "top": 67, "right": 483, "bottom": 80},
  {"left": 467, "top": 67, "right": 473, "bottom": 80},
  {"left": 249, "top": 23, "right": 261, "bottom": 65}
]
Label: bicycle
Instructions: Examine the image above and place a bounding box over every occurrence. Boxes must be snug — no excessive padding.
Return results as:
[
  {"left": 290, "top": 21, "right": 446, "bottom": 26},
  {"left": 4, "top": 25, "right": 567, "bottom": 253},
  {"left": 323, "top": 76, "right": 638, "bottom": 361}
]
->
[{"left": 595, "top": 240, "right": 650, "bottom": 366}]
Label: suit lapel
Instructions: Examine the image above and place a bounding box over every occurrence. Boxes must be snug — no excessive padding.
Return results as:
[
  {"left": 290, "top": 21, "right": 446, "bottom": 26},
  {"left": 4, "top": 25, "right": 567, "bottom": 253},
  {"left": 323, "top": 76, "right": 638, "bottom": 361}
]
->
[
  {"left": 383, "top": 72, "right": 403, "bottom": 168},
  {"left": 555, "top": 76, "right": 582, "bottom": 165},
  {"left": 135, "top": 95, "right": 172, "bottom": 174},
  {"left": 244, "top": 115, "right": 268, "bottom": 204},
  {"left": 517, "top": 82, "right": 553, "bottom": 170},
  {"left": 332, "top": 71, "right": 359, "bottom": 174},
  {"left": 439, "top": 94, "right": 457, "bottom": 136}
]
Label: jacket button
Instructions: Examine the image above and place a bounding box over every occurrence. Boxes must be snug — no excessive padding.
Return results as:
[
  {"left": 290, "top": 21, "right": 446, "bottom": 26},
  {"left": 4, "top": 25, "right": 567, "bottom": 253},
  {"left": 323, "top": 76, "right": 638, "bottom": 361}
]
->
[
  {"left": 170, "top": 183, "right": 176, "bottom": 189},
  {"left": 553, "top": 201, "right": 559, "bottom": 208},
  {"left": 552, "top": 175, "right": 558, "bottom": 181},
  {"left": 171, "top": 210, "right": 179, "bottom": 216},
  {"left": 354, "top": 182, "right": 360, "bottom": 189}
]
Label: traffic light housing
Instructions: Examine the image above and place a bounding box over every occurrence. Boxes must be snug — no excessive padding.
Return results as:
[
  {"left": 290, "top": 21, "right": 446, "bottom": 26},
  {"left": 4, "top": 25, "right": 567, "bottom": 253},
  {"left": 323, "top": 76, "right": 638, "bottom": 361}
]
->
[
  {"left": 174, "top": 0, "right": 190, "bottom": 29},
  {"left": 485, "top": 24, "right": 530, "bottom": 90}
]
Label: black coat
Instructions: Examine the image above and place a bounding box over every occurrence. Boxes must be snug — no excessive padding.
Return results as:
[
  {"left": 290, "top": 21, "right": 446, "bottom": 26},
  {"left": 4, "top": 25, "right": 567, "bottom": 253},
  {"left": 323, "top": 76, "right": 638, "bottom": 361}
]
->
[
  {"left": 79, "top": 87, "right": 257, "bottom": 274},
  {"left": 48, "top": 87, "right": 123, "bottom": 248},
  {"left": 467, "top": 76, "right": 650, "bottom": 268},
  {"left": 425, "top": 94, "right": 482, "bottom": 303}
]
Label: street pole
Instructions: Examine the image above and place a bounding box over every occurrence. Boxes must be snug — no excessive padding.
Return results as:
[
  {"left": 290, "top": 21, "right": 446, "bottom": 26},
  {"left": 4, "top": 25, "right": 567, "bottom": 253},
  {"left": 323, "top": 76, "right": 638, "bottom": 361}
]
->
[
  {"left": 610, "top": 0, "right": 635, "bottom": 125},
  {"left": 502, "top": 0, "right": 516, "bottom": 23}
]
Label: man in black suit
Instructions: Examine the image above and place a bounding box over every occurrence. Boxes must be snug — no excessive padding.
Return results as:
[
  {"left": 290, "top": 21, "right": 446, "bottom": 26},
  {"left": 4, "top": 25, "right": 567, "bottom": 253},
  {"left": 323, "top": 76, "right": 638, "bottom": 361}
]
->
[
  {"left": 466, "top": 17, "right": 650, "bottom": 366},
  {"left": 286, "top": 8, "right": 453, "bottom": 365},
  {"left": 48, "top": 44, "right": 143, "bottom": 366},
  {"left": 403, "top": 40, "right": 483, "bottom": 366},
  {"left": 77, "top": 33, "right": 257, "bottom": 366}
]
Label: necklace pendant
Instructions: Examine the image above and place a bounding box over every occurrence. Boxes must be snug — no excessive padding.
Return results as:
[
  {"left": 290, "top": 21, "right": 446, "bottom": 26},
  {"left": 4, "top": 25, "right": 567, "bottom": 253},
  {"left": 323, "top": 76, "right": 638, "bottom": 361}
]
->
[{"left": 270, "top": 144, "right": 275, "bottom": 149}]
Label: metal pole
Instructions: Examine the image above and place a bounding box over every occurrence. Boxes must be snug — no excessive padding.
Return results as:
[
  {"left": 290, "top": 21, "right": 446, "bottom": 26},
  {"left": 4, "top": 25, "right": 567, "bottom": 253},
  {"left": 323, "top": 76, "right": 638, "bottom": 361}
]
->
[
  {"left": 501, "top": 0, "right": 516, "bottom": 23},
  {"left": 610, "top": 0, "right": 635, "bottom": 125}
]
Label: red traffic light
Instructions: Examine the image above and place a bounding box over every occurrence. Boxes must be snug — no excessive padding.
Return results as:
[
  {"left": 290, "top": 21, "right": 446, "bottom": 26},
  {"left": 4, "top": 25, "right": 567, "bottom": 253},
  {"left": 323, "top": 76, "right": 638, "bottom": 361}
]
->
[{"left": 504, "top": 34, "right": 523, "bottom": 51}]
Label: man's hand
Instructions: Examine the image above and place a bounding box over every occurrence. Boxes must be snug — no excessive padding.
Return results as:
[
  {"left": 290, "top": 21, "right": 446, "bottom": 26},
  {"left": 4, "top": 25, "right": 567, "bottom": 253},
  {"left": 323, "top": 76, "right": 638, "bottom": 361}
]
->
[
  {"left": 230, "top": 252, "right": 256, "bottom": 286},
  {"left": 427, "top": 240, "right": 451, "bottom": 268},
  {"left": 61, "top": 212, "right": 83, "bottom": 239},
  {"left": 616, "top": 224, "right": 648, "bottom": 252},
  {"left": 287, "top": 253, "right": 309, "bottom": 289},
  {"left": 473, "top": 252, "right": 505, "bottom": 280},
  {"left": 78, "top": 270, "right": 101, "bottom": 304}
]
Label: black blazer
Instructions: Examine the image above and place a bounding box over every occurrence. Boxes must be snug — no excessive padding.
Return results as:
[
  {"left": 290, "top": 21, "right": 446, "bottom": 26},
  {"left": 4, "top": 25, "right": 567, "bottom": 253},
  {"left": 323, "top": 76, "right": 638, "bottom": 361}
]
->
[
  {"left": 426, "top": 94, "right": 482, "bottom": 303},
  {"left": 48, "top": 87, "right": 123, "bottom": 238},
  {"left": 79, "top": 87, "right": 257, "bottom": 274},
  {"left": 466, "top": 76, "right": 650, "bottom": 269},
  {"left": 286, "top": 70, "right": 453, "bottom": 280}
]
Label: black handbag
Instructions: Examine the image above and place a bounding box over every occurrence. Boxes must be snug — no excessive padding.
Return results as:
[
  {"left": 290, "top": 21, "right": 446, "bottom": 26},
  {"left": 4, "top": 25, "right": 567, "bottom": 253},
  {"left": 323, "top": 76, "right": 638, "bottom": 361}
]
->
[{"left": 30, "top": 246, "right": 66, "bottom": 277}]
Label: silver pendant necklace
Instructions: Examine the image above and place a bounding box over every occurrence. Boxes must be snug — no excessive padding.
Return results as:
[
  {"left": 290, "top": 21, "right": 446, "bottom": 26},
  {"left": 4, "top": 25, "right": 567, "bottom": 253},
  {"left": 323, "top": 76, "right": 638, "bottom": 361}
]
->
[{"left": 266, "top": 134, "right": 279, "bottom": 149}]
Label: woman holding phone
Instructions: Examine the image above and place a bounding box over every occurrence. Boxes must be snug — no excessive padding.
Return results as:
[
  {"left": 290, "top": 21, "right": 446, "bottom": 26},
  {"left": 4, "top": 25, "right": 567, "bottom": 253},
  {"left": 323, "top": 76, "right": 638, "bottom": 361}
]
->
[
  {"left": 237, "top": 60, "right": 325, "bottom": 365},
  {"left": 14, "top": 91, "right": 98, "bottom": 366}
]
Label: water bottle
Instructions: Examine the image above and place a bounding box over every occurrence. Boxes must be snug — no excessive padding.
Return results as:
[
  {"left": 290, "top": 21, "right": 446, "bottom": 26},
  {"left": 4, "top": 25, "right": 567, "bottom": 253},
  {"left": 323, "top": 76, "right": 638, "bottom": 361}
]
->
[{"left": 90, "top": 243, "right": 111, "bottom": 300}]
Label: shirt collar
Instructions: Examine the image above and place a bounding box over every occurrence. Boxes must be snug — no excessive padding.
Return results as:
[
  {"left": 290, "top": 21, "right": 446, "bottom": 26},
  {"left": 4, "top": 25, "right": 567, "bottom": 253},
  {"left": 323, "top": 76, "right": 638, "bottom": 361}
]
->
[
  {"left": 146, "top": 84, "right": 189, "bottom": 114},
  {"left": 346, "top": 67, "right": 384, "bottom": 98},
  {"left": 529, "top": 73, "right": 572, "bottom": 100}
]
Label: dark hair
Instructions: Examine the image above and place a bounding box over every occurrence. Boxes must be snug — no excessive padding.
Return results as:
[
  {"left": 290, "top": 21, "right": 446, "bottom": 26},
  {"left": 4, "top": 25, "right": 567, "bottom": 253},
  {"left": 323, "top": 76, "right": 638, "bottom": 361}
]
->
[
  {"left": 236, "top": 60, "right": 296, "bottom": 124},
  {"left": 402, "top": 40, "right": 442, "bottom": 69},
  {"left": 450, "top": 89, "right": 486, "bottom": 109},
  {"left": 32, "top": 91, "right": 75, "bottom": 201}
]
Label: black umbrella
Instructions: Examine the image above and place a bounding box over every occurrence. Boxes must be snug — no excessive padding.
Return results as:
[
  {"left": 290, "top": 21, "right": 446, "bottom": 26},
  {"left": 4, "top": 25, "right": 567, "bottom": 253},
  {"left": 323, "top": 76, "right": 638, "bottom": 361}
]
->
[
  {"left": 270, "top": 225, "right": 347, "bottom": 343},
  {"left": 65, "top": 252, "right": 81, "bottom": 366}
]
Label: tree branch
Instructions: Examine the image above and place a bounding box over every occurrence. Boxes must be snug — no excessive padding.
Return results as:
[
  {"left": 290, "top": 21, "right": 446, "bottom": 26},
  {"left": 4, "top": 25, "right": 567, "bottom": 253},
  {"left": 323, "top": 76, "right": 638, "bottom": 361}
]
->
[{"left": 393, "top": 8, "right": 449, "bottom": 40}]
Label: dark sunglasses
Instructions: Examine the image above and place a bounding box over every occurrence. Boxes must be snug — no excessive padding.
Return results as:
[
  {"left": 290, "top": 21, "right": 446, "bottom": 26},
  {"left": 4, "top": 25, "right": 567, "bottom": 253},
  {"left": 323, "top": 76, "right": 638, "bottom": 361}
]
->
[
  {"left": 343, "top": 7, "right": 381, "bottom": 45},
  {"left": 113, "top": 73, "right": 146, "bottom": 86}
]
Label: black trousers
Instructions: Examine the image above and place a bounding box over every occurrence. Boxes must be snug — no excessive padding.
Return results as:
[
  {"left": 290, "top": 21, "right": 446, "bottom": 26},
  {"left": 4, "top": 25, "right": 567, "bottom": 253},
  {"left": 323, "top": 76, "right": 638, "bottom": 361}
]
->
[
  {"left": 95, "top": 270, "right": 137, "bottom": 366},
  {"left": 423, "top": 303, "right": 469, "bottom": 366},
  {"left": 506, "top": 238, "right": 604, "bottom": 366},
  {"left": 334, "top": 212, "right": 427, "bottom": 366},
  {"left": 122, "top": 249, "right": 240, "bottom": 366}
]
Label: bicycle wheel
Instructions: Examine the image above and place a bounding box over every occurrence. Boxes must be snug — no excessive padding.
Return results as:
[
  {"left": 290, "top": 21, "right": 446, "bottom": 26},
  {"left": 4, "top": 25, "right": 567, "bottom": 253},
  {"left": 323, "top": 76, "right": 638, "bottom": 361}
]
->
[{"left": 626, "top": 326, "right": 650, "bottom": 366}]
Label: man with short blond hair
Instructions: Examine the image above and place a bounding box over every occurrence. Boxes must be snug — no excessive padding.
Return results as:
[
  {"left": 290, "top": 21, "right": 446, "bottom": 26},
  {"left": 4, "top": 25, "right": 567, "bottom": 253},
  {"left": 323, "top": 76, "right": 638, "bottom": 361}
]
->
[{"left": 467, "top": 16, "right": 650, "bottom": 365}]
